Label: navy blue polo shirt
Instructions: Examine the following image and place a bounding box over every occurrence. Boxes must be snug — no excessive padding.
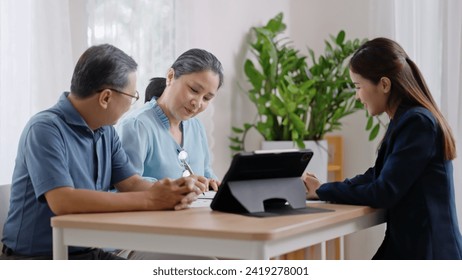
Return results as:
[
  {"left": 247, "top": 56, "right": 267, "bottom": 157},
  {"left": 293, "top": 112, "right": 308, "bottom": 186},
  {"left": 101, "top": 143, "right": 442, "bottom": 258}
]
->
[{"left": 1, "top": 92, "right": 137, "bottom": 256}]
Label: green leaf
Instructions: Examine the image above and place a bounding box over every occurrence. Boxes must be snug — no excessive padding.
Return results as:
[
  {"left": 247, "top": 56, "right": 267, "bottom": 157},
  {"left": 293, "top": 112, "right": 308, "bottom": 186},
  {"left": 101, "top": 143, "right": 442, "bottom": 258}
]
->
[
  {"left": 231, "top": 127, "right": 244, "bottom": 134},
  {"left": 229, "top": 145, "right": 243, "bottom": 152},
  {"left": 366, "top": 116, "right": 373, "bottom": 130},
  {"left": 289, "top": 113, "right": 305, "bottom": 133},
  {"left": 229, "top": 137, "right": 241, "bottom": 143},
  {"left": 295, "top": 138, "right": 305, "bottom": 149},
  {"left": 244, "top": 60, "right": 264, "bottom": 90},
  {"left": 243, "top": 123, "right": 253, "bottom": 130},
  {"left": 291, "top": 130, "right": 299, "bottom": 140},
  {"left": 266, "top": 12, "right": 286, "bottom": 33},
  {"left": 369, "top": 123, "right": 380, "bottom": 141}
]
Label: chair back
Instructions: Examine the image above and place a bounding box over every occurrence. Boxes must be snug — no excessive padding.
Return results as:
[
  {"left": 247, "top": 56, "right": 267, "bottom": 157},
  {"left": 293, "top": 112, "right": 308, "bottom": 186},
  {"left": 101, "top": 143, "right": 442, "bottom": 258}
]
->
[{"left": 0, "top": 184, "right": 11, "bottom": 247}]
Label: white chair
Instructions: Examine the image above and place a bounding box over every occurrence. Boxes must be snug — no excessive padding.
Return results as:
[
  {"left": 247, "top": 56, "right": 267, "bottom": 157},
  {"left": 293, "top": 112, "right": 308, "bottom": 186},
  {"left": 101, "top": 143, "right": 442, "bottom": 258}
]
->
[{"left": 0, "top": 184, "right": 11, "bottom": 248}]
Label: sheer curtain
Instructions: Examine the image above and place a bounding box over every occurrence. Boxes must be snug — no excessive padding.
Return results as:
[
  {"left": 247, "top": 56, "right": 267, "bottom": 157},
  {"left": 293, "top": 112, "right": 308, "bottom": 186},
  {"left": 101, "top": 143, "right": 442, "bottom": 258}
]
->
[
  {"left": 441, "top": 0, "right": 462, "bottom": 226},
  {"left": 86, "top": 0, "right": 175, "bottom": 104},
  {"left": 0, "top": 0, "right": 73, "bottom": 184},
  {"left": 0, "top": 0, "right": 175, "bottom": 184},
  {"left": 371, "top": 0, "right": 442, "bottom": 102},
  {"left": 371, "top": 0, "right": 462, "bottom": 225}
]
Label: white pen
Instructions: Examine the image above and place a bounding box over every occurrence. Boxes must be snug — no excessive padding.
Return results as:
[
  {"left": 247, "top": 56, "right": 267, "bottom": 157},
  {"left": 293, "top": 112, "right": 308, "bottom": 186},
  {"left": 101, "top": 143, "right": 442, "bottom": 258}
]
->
[
  {"left": 178, "top": 149, "right": 204, "bottom": 195},
  {"left": 183, "top": 160, "right": 194, "bottom": 177},
  {"left": 183, "top": 161, "right": 205, "bottom": 196}
]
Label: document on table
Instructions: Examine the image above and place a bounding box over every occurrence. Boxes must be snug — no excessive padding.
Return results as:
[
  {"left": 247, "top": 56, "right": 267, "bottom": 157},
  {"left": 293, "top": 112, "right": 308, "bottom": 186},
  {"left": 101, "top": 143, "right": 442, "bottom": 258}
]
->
[{"left": 190, "top": 191, "right": 216, "bottom": 208}]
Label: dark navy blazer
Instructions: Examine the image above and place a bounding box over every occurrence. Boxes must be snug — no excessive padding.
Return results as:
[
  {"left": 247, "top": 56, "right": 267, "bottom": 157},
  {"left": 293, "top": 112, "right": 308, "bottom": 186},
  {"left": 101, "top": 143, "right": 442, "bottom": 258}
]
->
[{"left": 317, "top": 106, "right": 462, "bottom": 259}]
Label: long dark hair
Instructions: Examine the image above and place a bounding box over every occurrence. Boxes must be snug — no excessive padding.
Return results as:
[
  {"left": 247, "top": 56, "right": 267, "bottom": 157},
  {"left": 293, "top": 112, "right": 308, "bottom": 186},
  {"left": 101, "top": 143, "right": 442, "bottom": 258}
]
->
[
  {"left": 350, "top": 38, "right": 456, "bottom": 160},
  {"left": 144, "top": 48, "right": 224, "bottom": 102}
]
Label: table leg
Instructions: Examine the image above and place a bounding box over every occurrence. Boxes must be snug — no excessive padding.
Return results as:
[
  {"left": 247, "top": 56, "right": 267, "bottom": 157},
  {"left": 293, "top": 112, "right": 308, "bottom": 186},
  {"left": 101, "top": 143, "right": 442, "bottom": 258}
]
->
[
  {"left": 53, "top": 227, "right": 68, "bottom": 260},
  {"left": 320, "top": 241, "right": 327, "bottom": 260}
]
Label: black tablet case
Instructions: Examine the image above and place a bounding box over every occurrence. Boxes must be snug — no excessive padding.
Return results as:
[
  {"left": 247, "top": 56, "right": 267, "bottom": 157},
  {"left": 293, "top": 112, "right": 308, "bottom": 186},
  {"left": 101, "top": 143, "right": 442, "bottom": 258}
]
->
[{"left": 210, "top": 149, "right": 333, "bottom": 217}]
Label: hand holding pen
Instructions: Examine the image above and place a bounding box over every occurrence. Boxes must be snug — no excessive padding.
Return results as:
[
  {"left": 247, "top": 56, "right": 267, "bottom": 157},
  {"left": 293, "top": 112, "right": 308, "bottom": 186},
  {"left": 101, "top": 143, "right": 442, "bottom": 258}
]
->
[
  {"left": 178, "top": 149, "right": 206, "bottom": 195},
  {"left": 178, "top": 150, "right": 193, "bottom": 177}
]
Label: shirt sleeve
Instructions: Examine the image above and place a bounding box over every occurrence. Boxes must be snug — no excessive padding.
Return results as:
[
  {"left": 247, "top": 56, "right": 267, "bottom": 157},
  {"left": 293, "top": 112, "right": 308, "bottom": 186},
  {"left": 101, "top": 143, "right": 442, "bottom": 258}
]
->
[
  {"left": 116, "top": 118, "right": 158, "bottom": 182},
  {"left": 317, "top": 111, "right": 438, "bottom": 208},
  {"left": 344, "top": 167, "right": 374, "bottom": 185},
  {"left": 24, "top": 121, "right": 74, "bottom": 200}
]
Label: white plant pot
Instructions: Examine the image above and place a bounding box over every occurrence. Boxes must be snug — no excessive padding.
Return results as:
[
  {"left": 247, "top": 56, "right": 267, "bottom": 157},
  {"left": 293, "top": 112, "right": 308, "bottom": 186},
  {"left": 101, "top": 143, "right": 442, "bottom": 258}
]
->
[{"left": 261, "top": 140, "right": 328, "bottom": 183}]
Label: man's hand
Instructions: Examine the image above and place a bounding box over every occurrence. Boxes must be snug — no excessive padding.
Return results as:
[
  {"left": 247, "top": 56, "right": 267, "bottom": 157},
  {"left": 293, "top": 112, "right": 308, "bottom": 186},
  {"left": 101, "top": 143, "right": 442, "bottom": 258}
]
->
[{"left": 147, "top": 177, "right": 206, "bottom": 210}]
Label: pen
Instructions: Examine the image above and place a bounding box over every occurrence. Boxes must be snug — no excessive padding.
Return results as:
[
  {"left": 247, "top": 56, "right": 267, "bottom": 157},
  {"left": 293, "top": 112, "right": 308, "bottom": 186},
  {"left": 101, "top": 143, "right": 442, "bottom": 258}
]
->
[
  {"left": 183, "top": 162, "right": 205, "bottom": 196},
  {"left": 178, "top": 149, "right": 204, "bottom": 195},
  {"left": 183, "top": 160, "right": 194, "bottom": 177}
]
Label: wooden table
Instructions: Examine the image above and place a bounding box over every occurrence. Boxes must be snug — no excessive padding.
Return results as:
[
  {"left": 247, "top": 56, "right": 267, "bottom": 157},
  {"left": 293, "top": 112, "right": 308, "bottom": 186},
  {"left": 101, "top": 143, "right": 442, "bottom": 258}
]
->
[{"left": 51, "top": 203, "right": 385, "bottom": 260}]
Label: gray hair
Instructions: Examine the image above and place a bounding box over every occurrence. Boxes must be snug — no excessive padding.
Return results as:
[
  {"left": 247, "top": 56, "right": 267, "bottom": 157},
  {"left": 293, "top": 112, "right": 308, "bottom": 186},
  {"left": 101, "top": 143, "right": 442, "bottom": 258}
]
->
[
  {"left": 171, "top": 48, "right": 224, "bottom": 89},
  {"left": 71, "top": 44, "right": 138, "bottom": 98}
]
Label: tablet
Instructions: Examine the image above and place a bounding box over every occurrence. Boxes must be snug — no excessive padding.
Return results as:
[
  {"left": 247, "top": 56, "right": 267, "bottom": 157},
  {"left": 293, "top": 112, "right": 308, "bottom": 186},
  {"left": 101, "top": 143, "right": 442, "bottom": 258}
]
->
[{"left": 210, "top": 149, "right": 313, "bottom": 215}]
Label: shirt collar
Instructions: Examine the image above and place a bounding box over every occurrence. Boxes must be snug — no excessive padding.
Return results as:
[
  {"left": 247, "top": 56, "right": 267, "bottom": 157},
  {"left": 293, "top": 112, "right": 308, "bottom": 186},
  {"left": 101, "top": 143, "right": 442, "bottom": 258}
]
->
[
  {"left": 151, "top": 97, "right": 187, "bottom": 130},
  {"left": 54, "top": 92, "right": 104, "bottom": 134}
]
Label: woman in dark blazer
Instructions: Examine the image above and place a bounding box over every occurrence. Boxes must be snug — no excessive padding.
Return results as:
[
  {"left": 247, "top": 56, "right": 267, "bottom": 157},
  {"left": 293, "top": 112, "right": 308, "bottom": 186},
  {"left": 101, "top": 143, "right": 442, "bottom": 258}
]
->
[{"left": 304, "top": 37, "right": 462, "bottom": 260}]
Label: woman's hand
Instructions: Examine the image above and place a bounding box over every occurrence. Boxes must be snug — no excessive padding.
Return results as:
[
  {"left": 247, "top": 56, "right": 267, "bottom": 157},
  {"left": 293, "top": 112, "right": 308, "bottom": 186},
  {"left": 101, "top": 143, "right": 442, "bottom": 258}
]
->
[
  {"left": 207, "top": 179, "right": 220, "bottom": 192},
  {"left": 302, "top": 172, "right": 322, "bottom": 200},
  {"left": 190, "top": 175, "right": 220, "bottom": 191}
]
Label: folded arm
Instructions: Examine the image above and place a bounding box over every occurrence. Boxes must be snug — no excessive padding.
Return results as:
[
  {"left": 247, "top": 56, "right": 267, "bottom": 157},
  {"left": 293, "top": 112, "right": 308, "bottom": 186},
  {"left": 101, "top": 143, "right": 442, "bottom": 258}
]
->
[{"left": 45, "top": 176, "right": 207, "bottom": 215}]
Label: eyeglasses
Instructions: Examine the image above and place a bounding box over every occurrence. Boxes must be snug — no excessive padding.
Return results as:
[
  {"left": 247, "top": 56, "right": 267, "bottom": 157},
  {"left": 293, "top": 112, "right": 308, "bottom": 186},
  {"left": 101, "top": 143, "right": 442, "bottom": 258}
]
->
[
  {"left": 178, "top": 149, "right": 194, "bottom": 177},
  {"left": 99, "top": 88, "right": 139, "bottom": 105}
]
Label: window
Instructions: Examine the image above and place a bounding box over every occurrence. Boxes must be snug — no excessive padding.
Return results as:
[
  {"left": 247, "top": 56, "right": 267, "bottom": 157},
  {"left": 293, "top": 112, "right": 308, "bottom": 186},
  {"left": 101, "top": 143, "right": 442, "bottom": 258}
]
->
[
  {"left": 87, "top": 0, "right": 175, "bottom": 101},
  {"left": 0, "top": 0, "right": 175, "bottom": 183}
]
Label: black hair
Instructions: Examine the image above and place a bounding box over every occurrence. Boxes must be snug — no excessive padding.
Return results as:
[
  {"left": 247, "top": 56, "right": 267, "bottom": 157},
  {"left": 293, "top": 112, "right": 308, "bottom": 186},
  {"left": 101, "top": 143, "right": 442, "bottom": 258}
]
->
[{"left": 144, "top": 77, "right": 166, "bottom": 102}]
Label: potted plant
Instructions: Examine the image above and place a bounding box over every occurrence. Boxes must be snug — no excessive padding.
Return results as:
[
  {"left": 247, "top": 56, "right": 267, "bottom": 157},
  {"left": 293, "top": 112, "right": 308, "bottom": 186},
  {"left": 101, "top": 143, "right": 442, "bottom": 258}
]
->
[{"left": 229, "top": 13, "right": 368, "bottom": 181}]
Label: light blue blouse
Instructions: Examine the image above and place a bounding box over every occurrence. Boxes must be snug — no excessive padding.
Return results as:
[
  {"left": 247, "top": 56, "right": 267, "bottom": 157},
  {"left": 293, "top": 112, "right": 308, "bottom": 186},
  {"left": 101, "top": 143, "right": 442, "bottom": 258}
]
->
[{"left": 116, "top": 98, "right": 217, "bottom": 182}]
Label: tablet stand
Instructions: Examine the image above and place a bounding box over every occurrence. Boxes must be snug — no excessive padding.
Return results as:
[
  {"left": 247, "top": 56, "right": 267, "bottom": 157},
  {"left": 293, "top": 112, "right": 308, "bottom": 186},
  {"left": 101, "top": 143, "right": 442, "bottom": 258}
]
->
[{"left": 227, "top": 177, "right": 306, "bottom": 214}]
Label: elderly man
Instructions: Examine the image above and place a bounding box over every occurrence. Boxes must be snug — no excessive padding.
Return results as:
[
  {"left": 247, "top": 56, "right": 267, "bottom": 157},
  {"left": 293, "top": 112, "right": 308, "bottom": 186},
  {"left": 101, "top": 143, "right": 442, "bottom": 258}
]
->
[{"left": 1, "top": 44, "right": 205, "bottom": 260}]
